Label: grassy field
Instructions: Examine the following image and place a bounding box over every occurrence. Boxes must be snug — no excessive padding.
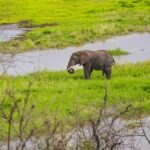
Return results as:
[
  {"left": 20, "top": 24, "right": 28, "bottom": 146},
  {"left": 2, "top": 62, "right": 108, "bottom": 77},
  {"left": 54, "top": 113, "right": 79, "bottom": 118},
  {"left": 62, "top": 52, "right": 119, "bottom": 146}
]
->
[
  {"left": 0, "top": 0, "right": 150, "bottom": 52},
  {"left": 0, "top": 61, "right": 149, "bottom": 139}
]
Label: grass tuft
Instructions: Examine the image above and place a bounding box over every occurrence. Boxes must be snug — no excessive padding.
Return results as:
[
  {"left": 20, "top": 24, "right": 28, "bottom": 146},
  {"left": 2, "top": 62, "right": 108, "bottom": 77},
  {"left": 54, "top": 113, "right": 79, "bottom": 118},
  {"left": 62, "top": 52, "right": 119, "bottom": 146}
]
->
[{"left": 108, "top": 48, "right": 129, "bottom": 56}]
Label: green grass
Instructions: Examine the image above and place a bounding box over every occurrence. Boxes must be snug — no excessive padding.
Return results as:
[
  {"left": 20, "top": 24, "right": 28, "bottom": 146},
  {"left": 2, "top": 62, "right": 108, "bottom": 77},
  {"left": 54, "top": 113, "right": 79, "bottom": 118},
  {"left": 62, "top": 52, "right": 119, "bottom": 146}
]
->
[
  {"left": 108, "top": 48, "right": 129, "bottom": 55},
  {"left": 0, "top": 61, "right": 150, "bottom": 139},
  {"left": 0, "top": 0, "right": 150, "bottom": 52}
]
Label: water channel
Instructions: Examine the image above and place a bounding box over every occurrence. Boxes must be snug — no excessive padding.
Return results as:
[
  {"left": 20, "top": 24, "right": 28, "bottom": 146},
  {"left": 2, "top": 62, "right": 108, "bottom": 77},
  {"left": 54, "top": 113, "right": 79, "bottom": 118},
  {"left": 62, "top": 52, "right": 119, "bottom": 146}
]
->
[{"left": 0, "top": 32, "right": 150, "bottom": 76}]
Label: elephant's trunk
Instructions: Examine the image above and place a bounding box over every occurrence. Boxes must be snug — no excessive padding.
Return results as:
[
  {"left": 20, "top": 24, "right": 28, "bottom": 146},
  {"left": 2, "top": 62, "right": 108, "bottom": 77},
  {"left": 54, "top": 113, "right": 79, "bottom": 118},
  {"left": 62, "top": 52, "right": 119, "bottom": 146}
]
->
[{"left": 67, "top": 59, "right": 75, "bottom": 74}]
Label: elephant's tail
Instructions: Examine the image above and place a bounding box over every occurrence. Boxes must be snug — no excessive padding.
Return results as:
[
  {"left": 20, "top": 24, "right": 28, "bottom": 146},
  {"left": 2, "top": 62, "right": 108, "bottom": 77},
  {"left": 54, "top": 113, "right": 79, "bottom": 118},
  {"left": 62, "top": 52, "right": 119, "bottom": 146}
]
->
[{"left": 113, "top": 58, "right": 115, "bottom": 64}]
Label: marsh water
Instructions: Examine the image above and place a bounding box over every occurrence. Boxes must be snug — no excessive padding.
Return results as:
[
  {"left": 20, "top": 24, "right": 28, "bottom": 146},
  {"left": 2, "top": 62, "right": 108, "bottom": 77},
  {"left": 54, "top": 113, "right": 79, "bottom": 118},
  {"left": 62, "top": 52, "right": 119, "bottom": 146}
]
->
[
  {"left": 0, "top": 32, "right": 150, "bottom": 76},
  {"left": 0, "top": 24, "right": 30, "bottom": 42},
  {"left": 1, "top": 117, "right": 150, "bottom": 150}
]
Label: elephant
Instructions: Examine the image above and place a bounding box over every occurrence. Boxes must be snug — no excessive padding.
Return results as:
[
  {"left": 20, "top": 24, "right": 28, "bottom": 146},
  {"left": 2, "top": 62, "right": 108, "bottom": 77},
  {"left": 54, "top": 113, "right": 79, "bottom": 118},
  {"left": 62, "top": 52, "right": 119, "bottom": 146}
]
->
[{"left": 67, "top": 50, "right": 115, "bottom": 79}]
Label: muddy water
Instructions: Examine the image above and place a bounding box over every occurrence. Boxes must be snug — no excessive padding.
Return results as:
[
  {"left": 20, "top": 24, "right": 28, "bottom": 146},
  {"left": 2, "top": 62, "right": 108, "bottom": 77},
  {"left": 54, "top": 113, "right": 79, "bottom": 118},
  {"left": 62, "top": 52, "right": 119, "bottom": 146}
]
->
[
  {"left": 0, "top": 33, "right": 150, "bottom": 76},
  {"left": 0, "top": 24, "right": 30, "bottom": 42}
]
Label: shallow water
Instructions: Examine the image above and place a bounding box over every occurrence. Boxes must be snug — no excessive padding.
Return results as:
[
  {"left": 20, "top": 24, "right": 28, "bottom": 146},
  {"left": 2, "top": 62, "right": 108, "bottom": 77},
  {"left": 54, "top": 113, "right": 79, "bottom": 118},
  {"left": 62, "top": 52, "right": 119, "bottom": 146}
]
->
[
  {"left": 0, "top": 24, "right": 30, "bottom": 42},
  {"left": 68, "top": 117, "right": 150, "bottom": 150},
  {"left": 1, "top": 117, "right": 150, "bottom": 150},
  {"left": 0, "top": 33, "right": 150, "bottom": 76}
]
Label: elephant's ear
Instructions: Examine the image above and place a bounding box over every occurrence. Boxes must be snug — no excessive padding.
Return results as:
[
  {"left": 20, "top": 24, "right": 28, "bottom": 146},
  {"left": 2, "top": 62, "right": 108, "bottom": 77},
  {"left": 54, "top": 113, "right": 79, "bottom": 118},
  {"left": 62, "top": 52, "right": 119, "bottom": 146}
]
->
[{"left": 80, "top": 53, "right": 90, "bottom": 65}]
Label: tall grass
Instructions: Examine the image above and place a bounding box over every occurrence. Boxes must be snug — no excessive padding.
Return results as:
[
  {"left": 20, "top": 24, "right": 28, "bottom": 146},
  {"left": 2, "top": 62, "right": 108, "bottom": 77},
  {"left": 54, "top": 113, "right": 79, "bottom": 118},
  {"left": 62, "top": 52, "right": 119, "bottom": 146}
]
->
[{"left": 0, "top": 61, "right": 149, "bottom": 139}]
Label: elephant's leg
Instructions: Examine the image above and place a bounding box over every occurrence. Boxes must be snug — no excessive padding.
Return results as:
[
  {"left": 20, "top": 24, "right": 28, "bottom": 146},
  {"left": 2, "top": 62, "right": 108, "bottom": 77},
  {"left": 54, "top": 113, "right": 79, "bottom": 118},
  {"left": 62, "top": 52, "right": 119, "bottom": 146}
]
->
[
  {"left": 83, "top": 67, "right": 90, "bottom": 79},
  {"left": 89, "top": 68, "right": 93, "bottom": 78},
  {"left": 103, "top": 66, "right": 112, "bottom": 80},
  {"left": 83, "top": 64, "right": 91, "bottom": 79}
]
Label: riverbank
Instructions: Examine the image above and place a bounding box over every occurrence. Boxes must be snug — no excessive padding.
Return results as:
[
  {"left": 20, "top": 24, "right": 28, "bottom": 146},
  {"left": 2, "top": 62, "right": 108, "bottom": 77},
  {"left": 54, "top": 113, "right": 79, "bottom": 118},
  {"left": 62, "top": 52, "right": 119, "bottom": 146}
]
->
[
  {"left": 0, "top": 61, "right": 149, "bottom": 139},
  {"left": 0, "top": 0, "right": 150, "bottom": 52}
]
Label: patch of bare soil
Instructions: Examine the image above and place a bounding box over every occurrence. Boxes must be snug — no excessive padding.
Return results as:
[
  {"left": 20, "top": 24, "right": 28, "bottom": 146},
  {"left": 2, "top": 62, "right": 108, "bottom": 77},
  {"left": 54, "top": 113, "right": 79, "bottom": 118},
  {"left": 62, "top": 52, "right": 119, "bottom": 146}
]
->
[{"left": 19, "top": 20, "right": 59, "bottom": 28}]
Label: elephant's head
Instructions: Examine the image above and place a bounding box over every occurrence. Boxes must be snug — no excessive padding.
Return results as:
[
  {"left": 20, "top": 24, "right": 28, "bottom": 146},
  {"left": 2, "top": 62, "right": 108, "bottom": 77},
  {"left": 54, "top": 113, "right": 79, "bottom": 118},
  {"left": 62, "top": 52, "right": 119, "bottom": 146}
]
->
[{"left": 67, "top": 51, "right": 90, "bottom": 74}]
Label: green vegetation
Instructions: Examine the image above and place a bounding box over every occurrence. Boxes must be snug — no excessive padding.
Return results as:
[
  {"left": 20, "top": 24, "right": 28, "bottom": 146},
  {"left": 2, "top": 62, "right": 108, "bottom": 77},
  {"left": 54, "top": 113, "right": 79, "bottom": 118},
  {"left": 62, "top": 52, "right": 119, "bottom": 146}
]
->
[
  {"left": 108, "top": 48, "right": 129, "bottom": 56},
  {"left": 0, "top": 61, "right": 150, "bottom": 139},
  {"left": 0, "top": 0, "right": 150, "bottom": 52}
]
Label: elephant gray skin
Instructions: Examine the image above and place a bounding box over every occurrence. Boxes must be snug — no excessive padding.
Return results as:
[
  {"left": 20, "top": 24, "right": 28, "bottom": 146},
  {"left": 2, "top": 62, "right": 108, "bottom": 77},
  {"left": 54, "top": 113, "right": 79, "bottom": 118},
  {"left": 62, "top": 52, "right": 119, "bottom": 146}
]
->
[{"left": 67, "top": 50, "right": 115, "bottom": 79}]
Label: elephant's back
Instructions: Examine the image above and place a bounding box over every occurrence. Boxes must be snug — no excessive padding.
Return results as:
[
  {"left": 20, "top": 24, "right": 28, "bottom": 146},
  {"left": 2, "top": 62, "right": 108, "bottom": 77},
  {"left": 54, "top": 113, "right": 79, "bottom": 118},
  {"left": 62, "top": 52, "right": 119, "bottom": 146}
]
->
[{"left": 92, "top": 50, "right": 114, "bottom": 66}]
